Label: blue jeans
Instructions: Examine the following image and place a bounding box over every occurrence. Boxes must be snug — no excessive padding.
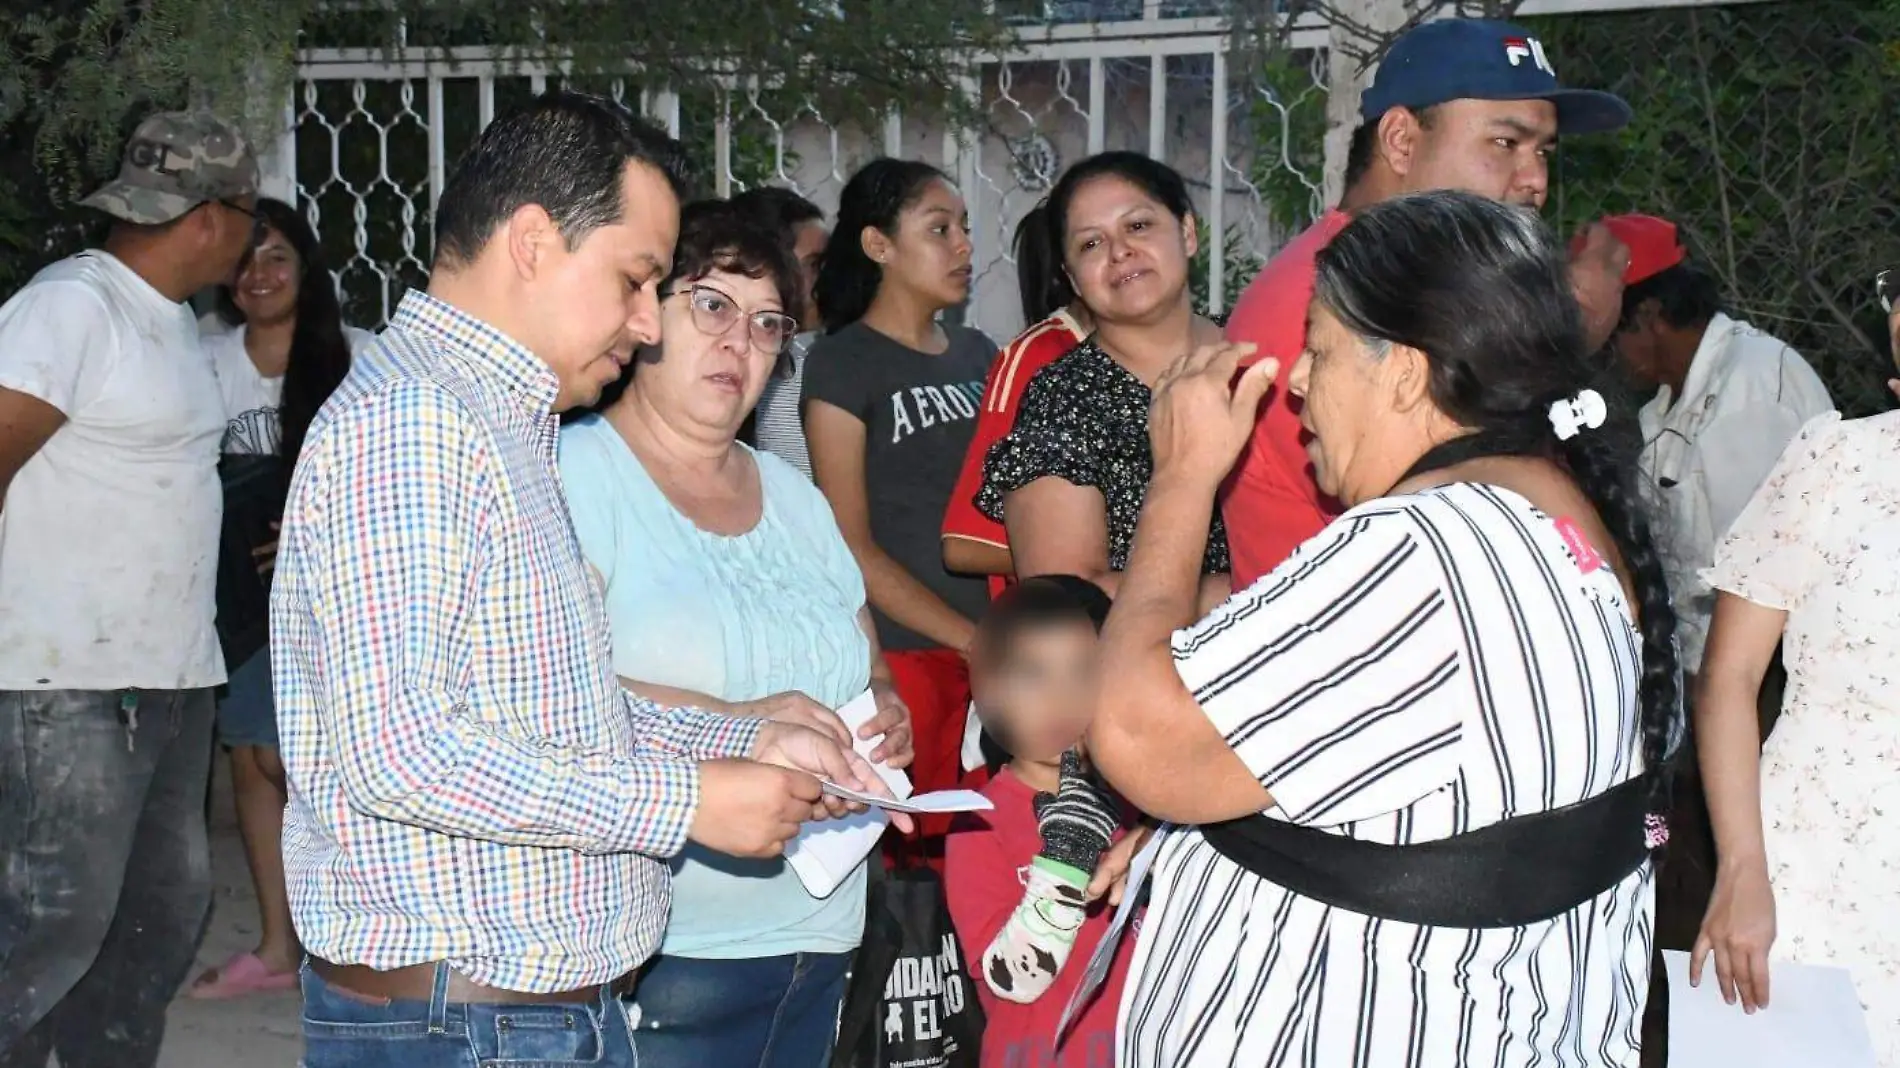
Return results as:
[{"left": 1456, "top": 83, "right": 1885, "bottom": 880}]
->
[
  {"left": 626, "top": 952, "right": 851, "bottom": 1068},
  {"left": 301, "top": 961, "right": 636, "bottom": 1067},
  {"left": 0, "top": 688, "right": 215, "bottom": 1068}
]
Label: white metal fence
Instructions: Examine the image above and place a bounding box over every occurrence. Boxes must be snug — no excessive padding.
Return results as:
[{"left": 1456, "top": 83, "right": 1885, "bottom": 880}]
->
[
  {"left": 288, "top": 7, "right": 1333, "bottom": 337},
  {"left": 284, "top": 0, "right": 1760, "bottom": 341}
]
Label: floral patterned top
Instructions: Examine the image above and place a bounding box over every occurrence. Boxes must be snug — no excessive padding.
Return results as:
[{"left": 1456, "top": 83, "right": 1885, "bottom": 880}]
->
[
  {"left": 1702, "top": 409, "right": 1900, "bottom": 1065},
  {"left": 975, "top": 337, "right": 1231, "bottom": 575}
]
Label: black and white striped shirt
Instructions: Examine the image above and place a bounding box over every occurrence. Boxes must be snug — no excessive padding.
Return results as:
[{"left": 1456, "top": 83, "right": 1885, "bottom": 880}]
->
[
  {"left": 1120, "top": 483, "right": 1653, "bottom": 1068},
  {"left": 754, "top": 332, "right": 816, "bottom": 479}
]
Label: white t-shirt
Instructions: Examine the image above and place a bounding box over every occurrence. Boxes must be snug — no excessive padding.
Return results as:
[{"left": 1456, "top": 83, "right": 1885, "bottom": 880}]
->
[
  {"left": 205, "top": 323, "right": 377, "bottom": 456},
  {"left": 0, "top": 251, "right": 228, "bottom": 690},
  {"left": 1638, "top": 312, "right": 1834, "bottom": 671},
  {"left": 206, "top": 326, "right": 286, "bottom": 455}
]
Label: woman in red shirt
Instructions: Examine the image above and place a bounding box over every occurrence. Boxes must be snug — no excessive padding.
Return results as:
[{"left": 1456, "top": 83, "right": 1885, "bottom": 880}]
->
[{"left": 941, "top": 204, "right": 1091, "bottom": 592}]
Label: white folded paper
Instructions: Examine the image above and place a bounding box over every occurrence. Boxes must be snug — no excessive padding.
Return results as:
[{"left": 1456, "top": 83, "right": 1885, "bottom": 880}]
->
[
  {"left": 819, "top": 780, "right": 994, "bottom": 814},
  {"left": 960, "top": 699, "right": 986, "bottom": 772},
  {"left": 1661, "top": 949, "right": 1877, "bottom": 1068},
  {"left": 783, "top": 690, "right": 909, "bottom": 899}
]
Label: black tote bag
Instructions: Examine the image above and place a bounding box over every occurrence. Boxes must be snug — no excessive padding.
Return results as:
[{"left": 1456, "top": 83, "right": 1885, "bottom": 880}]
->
[{"left": 832, "top": 867, "right": 984, "bottom": 1068}]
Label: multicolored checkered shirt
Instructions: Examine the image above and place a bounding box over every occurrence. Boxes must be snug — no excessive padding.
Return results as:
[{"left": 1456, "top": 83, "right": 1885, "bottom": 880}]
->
[{"left": 272, "top": 290, "right": 762, "bottom": 993}]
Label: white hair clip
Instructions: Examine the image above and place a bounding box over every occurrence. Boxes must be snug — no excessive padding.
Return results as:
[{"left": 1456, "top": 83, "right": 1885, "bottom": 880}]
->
[{"left": 1548, "top": 388, "right": 1608, "bottom": 441}]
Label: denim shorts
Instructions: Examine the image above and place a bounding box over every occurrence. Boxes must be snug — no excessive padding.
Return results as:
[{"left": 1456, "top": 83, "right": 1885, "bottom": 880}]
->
[{"left": 216, "top": 647, "right": 277, "bottom": 749}]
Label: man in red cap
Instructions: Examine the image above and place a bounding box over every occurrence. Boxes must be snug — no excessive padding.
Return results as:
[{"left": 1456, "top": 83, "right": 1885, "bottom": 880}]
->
[
  {"left": 1604, "top": 212, "right": 1831, "bottom": 678},
  {"left": 1601, "top": 211, "right": 1832, "bottom": 1066}
]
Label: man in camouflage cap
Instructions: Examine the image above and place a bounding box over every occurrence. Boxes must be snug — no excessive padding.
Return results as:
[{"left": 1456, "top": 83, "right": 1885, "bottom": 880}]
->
[
  {"left": 0, "top": 109, "right": 259, "bottom": 1067},
  {"left": 80, "top": 109, "right": 261, "bottom": 226}
]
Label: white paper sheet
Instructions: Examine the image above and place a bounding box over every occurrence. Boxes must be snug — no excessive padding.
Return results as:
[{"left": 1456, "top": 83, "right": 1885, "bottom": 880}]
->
[
  {"left": 960, "top": 699, "right": 986, "bottom": 772},
  {"left": 1661, "top": 949, "right": 1877, "bottom": 1068},
  {"left": 819, "top": 780, "right": 994, "bottom": 814},
  {"left": 783, "top": 690, "right": 910, "bottom": 898},
  {"left": 1053, "top": 827, "right": 1164, "bottom": 1042}
]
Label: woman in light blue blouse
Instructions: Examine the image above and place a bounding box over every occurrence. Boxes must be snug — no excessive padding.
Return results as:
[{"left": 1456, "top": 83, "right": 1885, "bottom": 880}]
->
[{"left": 559, "top": 199, "right": 914, "bottom": 1068}]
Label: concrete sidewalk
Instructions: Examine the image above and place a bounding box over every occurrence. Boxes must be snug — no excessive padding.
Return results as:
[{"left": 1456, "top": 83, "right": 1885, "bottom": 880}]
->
[{"left": 158, "top": 759, "right": 301, "bottom": 1067}]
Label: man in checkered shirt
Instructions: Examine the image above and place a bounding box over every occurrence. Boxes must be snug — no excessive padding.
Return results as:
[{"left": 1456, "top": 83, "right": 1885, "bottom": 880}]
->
[{"left": 271, "top": 91, "right": 901, "bottom": 1068}]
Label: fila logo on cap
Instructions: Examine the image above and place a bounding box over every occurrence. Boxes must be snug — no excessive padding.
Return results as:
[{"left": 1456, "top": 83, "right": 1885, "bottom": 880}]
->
[{"left": 1503, "top": 35, "right": 1555, "bottom": 76}]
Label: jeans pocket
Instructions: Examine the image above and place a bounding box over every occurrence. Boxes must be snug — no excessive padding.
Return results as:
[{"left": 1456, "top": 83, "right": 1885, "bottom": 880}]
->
[
  {"left": 476, "top": 1000, "right": 606, "bottom": 1065},
  {"left": 300, "top": 967, "right": 445, "bottom": 1042}
]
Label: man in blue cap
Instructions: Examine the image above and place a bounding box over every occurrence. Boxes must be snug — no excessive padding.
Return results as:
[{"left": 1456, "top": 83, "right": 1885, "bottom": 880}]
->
[
  {"left": 1221, "top": 16, "right": 1636, "bottom": 587},
  {"left": 1347, "top": 17, "right": 1630, "bottom": 209}
]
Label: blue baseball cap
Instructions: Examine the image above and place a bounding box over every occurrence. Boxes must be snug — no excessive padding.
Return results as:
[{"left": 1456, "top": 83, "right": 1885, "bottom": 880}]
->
[{"left": 1360, "top": 19, "right": 1631, "bottom": 135}]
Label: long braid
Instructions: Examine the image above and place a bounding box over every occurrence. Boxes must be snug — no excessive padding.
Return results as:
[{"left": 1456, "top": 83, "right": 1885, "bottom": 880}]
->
[{"left": 1560, "top": 432, "right": 1683, "bottom": 827}]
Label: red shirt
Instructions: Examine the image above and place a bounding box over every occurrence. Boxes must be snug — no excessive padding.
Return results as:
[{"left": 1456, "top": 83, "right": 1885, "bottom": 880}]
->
[
  {"left": 940, "top": 310, "right": 1089, "bottom": 597},
  {"left": 945, "top": 768, "right": 1135, "bottom": 1068},
  {"left": 1220, "top": 210, "right": 1352, "bottom": 588}
]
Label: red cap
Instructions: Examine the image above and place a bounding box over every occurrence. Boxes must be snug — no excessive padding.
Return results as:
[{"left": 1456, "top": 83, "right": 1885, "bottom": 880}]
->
[{"left": 1596, "top": 214, "right": 1685, "bottom": 286}]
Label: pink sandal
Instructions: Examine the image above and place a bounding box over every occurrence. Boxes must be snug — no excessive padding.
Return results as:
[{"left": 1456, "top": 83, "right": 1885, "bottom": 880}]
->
[{"left": 187, "top": 952, "right": 299, "bottom": 999}]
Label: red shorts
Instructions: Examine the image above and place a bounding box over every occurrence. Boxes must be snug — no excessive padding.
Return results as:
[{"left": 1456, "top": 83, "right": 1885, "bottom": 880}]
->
[{"left": 881, "top": 647, "right": 982, "bottom": 871}]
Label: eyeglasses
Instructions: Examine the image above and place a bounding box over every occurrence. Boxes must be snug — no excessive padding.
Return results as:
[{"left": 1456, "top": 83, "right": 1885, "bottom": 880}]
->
[
  {"left": 219, "top": 199, "right": 268, "bottom": 246},
  {"left": 1879, "top": 268, "right": 1897, "bottom": 315},
  {"left": 667, "top": 284, "right": 798, "bottom": 356}
]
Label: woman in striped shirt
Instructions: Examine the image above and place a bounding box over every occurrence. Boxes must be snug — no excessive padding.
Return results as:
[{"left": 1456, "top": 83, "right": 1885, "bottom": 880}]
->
[{"left": 1088, "top": 191, "right": 1681, "bottom": 1067}]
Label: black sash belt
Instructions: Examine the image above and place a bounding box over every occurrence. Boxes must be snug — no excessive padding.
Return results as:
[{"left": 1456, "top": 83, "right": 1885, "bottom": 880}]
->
[{"left": 1199, "top": 773, "right": 1654, "bottom": 929}]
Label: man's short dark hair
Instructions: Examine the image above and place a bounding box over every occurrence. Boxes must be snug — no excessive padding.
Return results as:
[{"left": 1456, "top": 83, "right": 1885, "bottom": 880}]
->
[
  {"left": 1344, "top": 104, "right": 1440, "bottom": 191},
  {"left": 729, "top": 185, "right": 825, "bottom": 235},
  {"left": 1618, "top": 262, "right": 1724, "bottom": 333},
  {"left": 1344, "top": 122, "right": 1377, "bottom": 189},
  {"left": 432, "top": 90, "right": 693, "bottom": 268}
]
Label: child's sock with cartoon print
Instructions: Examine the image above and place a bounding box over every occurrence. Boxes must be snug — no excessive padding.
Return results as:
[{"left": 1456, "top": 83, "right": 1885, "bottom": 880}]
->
[{"left": 980, "top": 752, "right": 1118, "bottom": 1004}]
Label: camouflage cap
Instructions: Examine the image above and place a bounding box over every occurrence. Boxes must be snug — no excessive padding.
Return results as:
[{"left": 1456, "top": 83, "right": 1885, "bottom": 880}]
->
[{"left": 80, "top": 110, "right": 259, "bottom": 225}]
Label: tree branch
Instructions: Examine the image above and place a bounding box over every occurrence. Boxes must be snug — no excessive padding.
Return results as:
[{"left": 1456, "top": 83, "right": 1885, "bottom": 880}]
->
[{"left": 1687, "top": 8, "right": 1738, "bottom": 285}]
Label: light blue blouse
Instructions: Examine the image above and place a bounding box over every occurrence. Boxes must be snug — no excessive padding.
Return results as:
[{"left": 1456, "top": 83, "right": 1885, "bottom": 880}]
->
[{"left": 558, "top": 413, "right": 872, "bottom": 960}]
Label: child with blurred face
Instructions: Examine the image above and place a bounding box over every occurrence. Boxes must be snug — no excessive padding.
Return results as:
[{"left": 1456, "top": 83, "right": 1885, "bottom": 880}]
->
[
  {"left": 968, "top": 577, "right": 1108, "bottom": 789},
  {"left": 947, "top": 576, "right": 1136, "bottom": 1068}
]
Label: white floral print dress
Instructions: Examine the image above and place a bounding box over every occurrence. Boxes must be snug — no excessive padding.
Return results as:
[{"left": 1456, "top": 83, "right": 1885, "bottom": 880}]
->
[{"left": 1703, "top": 410, "right": 1900, "bottom": 1065}]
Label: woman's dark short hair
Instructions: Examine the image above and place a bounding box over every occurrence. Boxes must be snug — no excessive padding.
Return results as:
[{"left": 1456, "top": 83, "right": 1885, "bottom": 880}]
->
[
  {"left": 812, "top": 158, "right": 949, "bottom": 332},
  {"left": 1312, "top": 189, "right": 1682, "bottom": 825},
  {"left": 597, "top": 198, "right": 800, "bottom": 408},
  {"left": 730, "top": 185, "right": 825, "bottom": 235},
  {"left": 1028, "top": 151, "right": 1196, "bottom": 314},
  {"left": 661, "top": 198, "right": 802, "bottom": 320},
  {"left": 432, "top": 90, "right": 692, "bottom": 269}
]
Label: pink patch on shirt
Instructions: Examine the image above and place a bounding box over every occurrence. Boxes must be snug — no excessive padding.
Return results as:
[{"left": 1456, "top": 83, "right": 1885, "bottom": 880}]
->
[{"left": 1553, "top": 517, "right": 1605, "bottom": 575}]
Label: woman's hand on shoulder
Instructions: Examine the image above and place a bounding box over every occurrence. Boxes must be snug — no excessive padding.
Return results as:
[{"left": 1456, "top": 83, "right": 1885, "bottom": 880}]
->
[{"left": 1148, "top": 342, "right": 1272, "bottom": 489}]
